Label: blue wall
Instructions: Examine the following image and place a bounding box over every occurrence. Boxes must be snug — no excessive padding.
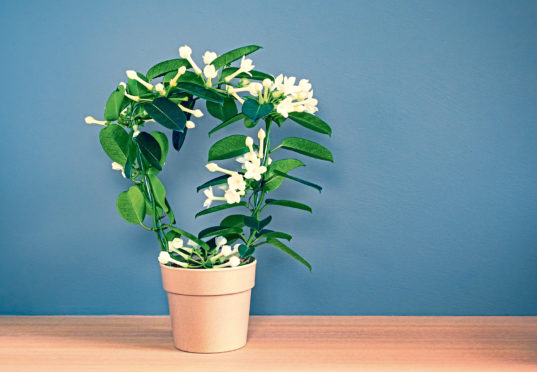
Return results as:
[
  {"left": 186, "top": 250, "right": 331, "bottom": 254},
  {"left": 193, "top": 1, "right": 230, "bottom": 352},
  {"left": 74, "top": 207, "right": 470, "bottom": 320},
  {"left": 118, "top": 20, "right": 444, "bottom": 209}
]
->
[{"left": 1, "top": 0, "right": 536, "bottom": 315}]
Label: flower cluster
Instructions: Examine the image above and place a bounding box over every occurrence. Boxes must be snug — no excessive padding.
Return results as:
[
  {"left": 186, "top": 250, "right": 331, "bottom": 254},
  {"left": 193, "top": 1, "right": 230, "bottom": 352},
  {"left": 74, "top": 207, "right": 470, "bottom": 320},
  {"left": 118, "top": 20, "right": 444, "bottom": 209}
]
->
[
  {"left": 158, "top": 236, "right": 240, "bottom": 268},
  {"left": 203, "top": 129, "right": 268, "bottom": 208}
]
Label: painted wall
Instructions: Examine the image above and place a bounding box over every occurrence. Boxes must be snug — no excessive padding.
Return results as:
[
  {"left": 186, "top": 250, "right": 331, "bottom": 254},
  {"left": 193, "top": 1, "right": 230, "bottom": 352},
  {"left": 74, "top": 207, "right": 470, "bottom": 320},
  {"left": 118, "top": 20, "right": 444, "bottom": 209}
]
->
[{"left": 1, "top": 0, "right": 536, "bottom": 315}]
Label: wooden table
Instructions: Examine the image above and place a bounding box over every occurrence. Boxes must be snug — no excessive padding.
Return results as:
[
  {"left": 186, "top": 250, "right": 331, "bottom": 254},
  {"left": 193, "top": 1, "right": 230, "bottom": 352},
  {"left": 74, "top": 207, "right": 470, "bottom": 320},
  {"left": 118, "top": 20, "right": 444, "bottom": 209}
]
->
[{"left": 1, "top": 316, "right": 536, "bottom": 371}]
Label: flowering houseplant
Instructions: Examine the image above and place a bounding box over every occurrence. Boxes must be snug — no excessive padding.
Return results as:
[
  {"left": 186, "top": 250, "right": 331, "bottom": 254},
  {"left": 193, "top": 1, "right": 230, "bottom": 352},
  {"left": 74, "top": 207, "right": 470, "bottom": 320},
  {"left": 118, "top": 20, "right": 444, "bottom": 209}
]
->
[{"left": 86, "top": 44, "right": 333, "bottom": 272}]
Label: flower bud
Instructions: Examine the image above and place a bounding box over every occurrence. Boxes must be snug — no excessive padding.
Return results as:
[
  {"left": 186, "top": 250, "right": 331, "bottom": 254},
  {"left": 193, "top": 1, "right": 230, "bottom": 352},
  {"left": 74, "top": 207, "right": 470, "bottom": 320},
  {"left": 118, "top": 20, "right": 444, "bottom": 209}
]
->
[
  {"left": 257, "top": 128, "right": 266, "bottom": 140},
  {"left": 229, "top": 256, "right": 240, "bottom": 267},
  {"left": 171, "top": 237, "right": 183, "bottom": 249},
  {"left": 245, "top": 137, "right": 254, "bottom": 147},
  {"left": 179, "top": 45, "right": 192, "bottom": 58},
  {"left": 238, "top": 78, "right": 250, "bottom": 87},
  {"left": 186, "top": 120, "right": 195, "bottom": 129},
  {"left": 206, "top": 163, "right": 219, "bottom": 172}
]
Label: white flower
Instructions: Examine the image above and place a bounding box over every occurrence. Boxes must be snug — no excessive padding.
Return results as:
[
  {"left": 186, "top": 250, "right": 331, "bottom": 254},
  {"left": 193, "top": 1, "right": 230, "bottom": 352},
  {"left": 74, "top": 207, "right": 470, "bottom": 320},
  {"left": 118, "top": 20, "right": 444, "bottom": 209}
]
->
[
  {"left": 126, "top": 70, "right": 153, "bottom": 90},
  {"left": 227, "top": 172, "right": 246, "bottom": 192},
  {"left": 232, "top": 244, "right": 241, "bottom": 253},
  {"left": 257, "top": 129, "right": 266, "bottom": 158},
  {"left": 111, "top": 162, "right": 123, "bottom": 171},
  {"left": 206, "top": 162, "right": 234, "bottom": 175},
  {"left": 186, "top": 239, "right": 199, "bottom": 248},
  {"left": 202, "top": 51, "right": 218, "bottom": 65},
  {"left": 178, "top": 45, "right": 202, "bottom": 74},
  {"left": 169, "top": 66, "right": 187, "bottom": 87},
  {"left": 303, "top": 97, "right": 319, "bottom": 114},
  {"left": 221, "top": 245, "right": 232, "bottom": 256},
  {"left": 224, "top": 56, "right": 255, "bottom": 82},
  {"left": 203, "top": 186, "right": 225, "bottom": 208},
  {"left": 155, "top": 83, "right": 165, "bottom": 96},
  {"left": 262, "top": 78, "right": 273, "bottom": 89},
  {"left": 248, "top": 82, "right": 263, "bottom": 96},
  {"left": 276, "top": 96, "right": 295, "bottom": 118},
  {"left": 186, "top": 120, "right": 195, "bottom": 129},
  {"left": 119, "top": 82, "right": 143, "bottom": 102},
  {"left": 297, "top": 79, "right": 312, "bottom": 94},
  {"left": 171, "top": 237, "right": 183, "bottom": 249},
  {"left": 179, "top": 45, "right": 192, "bottom": 58},
  {"left": 236, "top": 151, "right": 257, "bottom": 164},
  {"left": 203, "top": 64, "right": 217, "bottom": 79},
  {"left": 224, "top": 188, "right": 241, "bottom": 204},
  {"left": 215, "top": 236, "right": 227, "bottom": 248},
  {"left": 84, "top": 116, "right": 106, "bottom": 125},
  {"left": 158, "top": 251, "right": 171, "bottom": 264},
  {"left": 178, "top": 104, "right": 203, "bottom": 118},
  {"left": 244, "top": 157, "right": 267, "bottom": 181},
  {"left": 228, "top": 256, "right": 240, "bottom": 267}
]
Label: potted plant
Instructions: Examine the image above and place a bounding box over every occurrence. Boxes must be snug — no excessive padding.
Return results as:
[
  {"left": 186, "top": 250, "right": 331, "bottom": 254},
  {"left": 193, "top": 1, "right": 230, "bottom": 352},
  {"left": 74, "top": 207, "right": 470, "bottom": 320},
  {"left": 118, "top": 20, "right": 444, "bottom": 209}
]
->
[{"left": 85, "top": 44, "right": 333, "bottom": 353}]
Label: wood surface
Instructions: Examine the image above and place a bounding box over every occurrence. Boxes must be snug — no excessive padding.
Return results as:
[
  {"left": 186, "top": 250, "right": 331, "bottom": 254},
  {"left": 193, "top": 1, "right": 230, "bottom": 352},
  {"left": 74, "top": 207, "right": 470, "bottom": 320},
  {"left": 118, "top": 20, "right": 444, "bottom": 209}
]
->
[{"left": 0, "top": 316, "right": 536, "bottom": 371}]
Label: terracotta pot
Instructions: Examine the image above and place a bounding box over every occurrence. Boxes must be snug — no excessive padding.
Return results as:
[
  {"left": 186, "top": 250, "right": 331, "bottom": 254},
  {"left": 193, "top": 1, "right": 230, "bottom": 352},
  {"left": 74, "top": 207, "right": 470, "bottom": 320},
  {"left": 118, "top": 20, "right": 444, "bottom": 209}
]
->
[{"left": 160, "top": 260, "right": 257, "bottom": 353}]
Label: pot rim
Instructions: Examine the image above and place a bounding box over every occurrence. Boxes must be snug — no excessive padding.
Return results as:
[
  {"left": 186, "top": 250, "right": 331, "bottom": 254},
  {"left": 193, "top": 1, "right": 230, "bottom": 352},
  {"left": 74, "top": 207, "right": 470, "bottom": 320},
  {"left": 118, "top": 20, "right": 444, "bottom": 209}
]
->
[{"left": 160, "top": 258, "right": 256, "bottom": 273}]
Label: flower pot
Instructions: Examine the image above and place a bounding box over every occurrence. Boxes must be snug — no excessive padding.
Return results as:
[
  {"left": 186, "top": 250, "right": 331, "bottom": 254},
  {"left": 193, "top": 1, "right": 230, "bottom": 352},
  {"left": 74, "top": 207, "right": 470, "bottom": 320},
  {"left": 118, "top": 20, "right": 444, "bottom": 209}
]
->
[{"left": 160, "top": 260, "right": 257, "bottom": 353}]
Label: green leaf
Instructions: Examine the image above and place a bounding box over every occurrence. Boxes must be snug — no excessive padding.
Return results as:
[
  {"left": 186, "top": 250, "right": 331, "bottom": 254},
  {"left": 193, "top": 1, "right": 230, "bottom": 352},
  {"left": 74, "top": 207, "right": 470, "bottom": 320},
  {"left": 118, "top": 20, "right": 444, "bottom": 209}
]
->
[
  {"left": 148, "top": 174, "right": 166, "bottom": 210},
  {"left": 265, "top": 238, "right": 311, "bottom": 271},
  {"left": 288, "top": 112, "right": 332, "bottom": 136},
  {"left": 264, "top": 199, "right": 312, "bottom": 213},
  {"left": 172, "top": 128, "right": 187, "bottom": 151},
  {"left": 242, "top": 100, "right": 273, "bottom": 122},
  {"left": 263, "top": 158, "right": 305, "bottom": 192},
  {"left": 244, "top": 216, "right": 272, "bottom": 231},
  {"left": 195, "top": 202, "right": 248, "bottom": 218},
  {"left": 99, "top": 124, "right": 132, "bottom": 165},
  {"left": 165, "top": 199, "right": 175, "bottom": 224},
  {"left": 212, "top": 45, "right": 262, "bottom": 70},
  {"left": 208, "top": 134, "right": 249, "bottom": 161},
  {"left": 136, "top": 132, "right": 162, "bottom": 170},
  {"left": 146, "top": 59, "right": 191, "bottom": 80},
  {"left": 126, "top": 72, "right": 151, "bottom": 97},
  {"left": 116, "top": 186, "right": 146, "bottom": 224},
  {"left": 278, "top": 137, "right": 334, "bottom": 162},
  {"left": 104, "top": 89, "right": 126, "bottom": 121},
  {"left": 176, "top": 82, "right": 224, "bottom": 104},
  {"left": 144, "top": 97, "right": 186, "bottom": 131},
  {"left": 220, "top": 68, "right": 274, "bottom": 82},
  {"left": 198, "top": 226, "right": 243, "bottom": 239},
  {"left": 163, "top": 70, "right": 204, "bottom": 85},
  {"left": 257, "top": 230, "right": 292, "bottom": 241},
  {"left": 273, "top": 170, "right": 322, "bottom": 193},
  {"left": 196, "top": 175, "right": 228, "bottom": 192},
  {"left": 169, "top": 226, "right": 210, "bottom": 251},
  {"left": 220, "top": 214, "right": 246, "bottom": 228},
  {"left": 208, "top": 113, "right": 245, "bottom": 137},
  {"left": 150, "top": 131, "right": 168, "bottom": 167},
  {"left": 206, "top": 98, "right": 238, "bottom": 121},
  {"left": 239, "top": 244, "right": 255, "bottom": 258}
]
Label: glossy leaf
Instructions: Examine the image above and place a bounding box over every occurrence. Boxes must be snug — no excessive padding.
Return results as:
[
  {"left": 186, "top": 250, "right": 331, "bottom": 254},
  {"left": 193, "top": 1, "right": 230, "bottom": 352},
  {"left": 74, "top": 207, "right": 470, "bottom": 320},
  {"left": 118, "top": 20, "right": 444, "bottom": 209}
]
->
[
  {"left": 288, "top": 112, "right": 332, "bottom": 136},
  {"left": 212, "top": 45, "right": 262, "bottom": 69},
  {"left": 176, "top": 82, "right": 224, "bottom": 104},
  {"left": 245, "top": 216, "right": 272, "bottom": 231},
  {"left": 126, "top": 72, "right": 151, "bottom": 97},
  {"left": 195, "top": 201, "right": 248, "bottom": 218},
  {"left": 99, "top": 124, "right": 132, "bottom": 165},
  {"left": 150, "top": 131, "right": 168, "bottom": 167},
  {"left": 165, "top": 199, "right": 175, "bottom": 224},
  {"left": 256, "top": 230, "right": 292, "bottom": 241},
  {"left": 147, "top": 58, "right": 191, "bottom": 80},
  {"left": 220, "top": 214, "right": 246, "bottom": 228},
  {"left": 148, "top": 174, "right": 166, "bottom": 210},
  {"left": 278, "top": 137, "right": 334, "bottom": 162},
  {"left": 239, "top": 244, "right": 255, "bottom": 258},
  {"left": 172, "top": 128, "right": 187, "bottom": 151},
  {"left": 243, "top": 117, "right": 256, "bottom": 128},
  {"left": 116, "top": 186, "right": 146, "bottom": 224},
  {"left": 265, "top": 238, "right": 311, "bottom": 271},
  {"left": 206, "top": 97, "right": 238, "bottom": 121},
  {"left": 208, "top": 135, "right": 249, "bottom": 161},
  {"left": 144, "top": 97, "right": 186, "bottom": 131},
  {"left": 208, "top": 113, "right": 245, "bottom": 137},
  {"left": 264, "top": 199, "right": 312, "bottom": 213},
  {"left": 242, "top": 100, "right": 273, "bottom": 122},
  {"left": 198, "top": 226, "right": 243, "bottom": 239},
  {"left": 196, "top": 174, "right": 228, "bottom": 192},
  {"left": 273, "top": 170, "right": 322, "bottom": 193},
  {"left": 136, "top": 132, "right": 162, "bottom": 170},
  {"left": 104, "top": 89, "right": 126, "bottom": 121},
  {"left": 163, "top": 70, "right": 204, "bottom": 85},
  {"left": 220, "top": 68, "right": 274, "bottom": 81},
  {"left": 263, "top": 158, "right": 305, "bottom": 192}
]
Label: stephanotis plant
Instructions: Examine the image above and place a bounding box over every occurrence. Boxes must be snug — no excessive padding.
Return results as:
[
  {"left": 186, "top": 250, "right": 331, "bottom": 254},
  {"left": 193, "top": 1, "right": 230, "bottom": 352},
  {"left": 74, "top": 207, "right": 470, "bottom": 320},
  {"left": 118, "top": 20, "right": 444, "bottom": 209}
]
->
[{"left": 86, "top": 44, "right": 333, "bottom": 271}]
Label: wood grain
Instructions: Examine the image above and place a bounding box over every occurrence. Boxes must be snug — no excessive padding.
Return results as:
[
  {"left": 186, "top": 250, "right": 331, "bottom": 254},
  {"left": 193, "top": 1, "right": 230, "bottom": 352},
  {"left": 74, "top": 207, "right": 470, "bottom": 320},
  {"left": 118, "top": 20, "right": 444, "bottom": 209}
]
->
[{"left": 0, "top": 316, "right": 536, "bottom": 371}]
